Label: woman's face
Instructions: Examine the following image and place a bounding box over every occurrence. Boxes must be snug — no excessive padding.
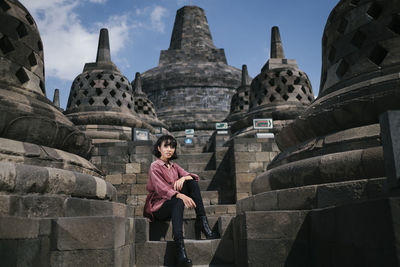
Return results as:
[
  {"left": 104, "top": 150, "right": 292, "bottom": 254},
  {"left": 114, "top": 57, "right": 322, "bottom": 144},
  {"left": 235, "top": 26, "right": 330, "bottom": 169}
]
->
[{"left": 158, "top": 141, "right": 175, "bottom": 161}]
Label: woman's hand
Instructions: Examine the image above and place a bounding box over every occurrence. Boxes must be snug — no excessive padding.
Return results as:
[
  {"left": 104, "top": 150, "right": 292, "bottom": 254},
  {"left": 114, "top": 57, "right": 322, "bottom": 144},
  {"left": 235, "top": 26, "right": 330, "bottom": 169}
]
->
[
  {"left": 176, "top": 193, "right": 196, "bottom": 209},
  {"left": 173, "top": 175, "right": 193, "bottom": 191}
]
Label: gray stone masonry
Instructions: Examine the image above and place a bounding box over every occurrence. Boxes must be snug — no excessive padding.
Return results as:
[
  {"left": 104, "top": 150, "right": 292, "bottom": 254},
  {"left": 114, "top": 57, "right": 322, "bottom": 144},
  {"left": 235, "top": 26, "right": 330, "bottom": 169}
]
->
[
  {"left": 229, "top": 137, "right": 280, "bottom": 201},
  {"left": 65, "top": 28, "right": 154, "bottom": 141},
  {"left": 380, "top": 110, "right": 400, "bottom": 189},
  {"left": 233, "top": 197, "right": 400, "bottom": 267},
  {"left": 230, "top": 26, "right": 313, "bottom": 137},
  {"left": 0, "top": 215, "right": 135, "bottom": 267},
  {"left": 141, "top": 5, "right": 246, "bottom": 133}
]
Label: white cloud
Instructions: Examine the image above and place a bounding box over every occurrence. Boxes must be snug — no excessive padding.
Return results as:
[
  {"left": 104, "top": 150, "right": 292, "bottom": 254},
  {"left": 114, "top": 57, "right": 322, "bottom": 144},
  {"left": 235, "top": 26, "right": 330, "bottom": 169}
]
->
[
  {"left": 88, "top": 0, "right": 107, "bottom": 3},
  {"left": 135, "top": 5, "right": 168, "bottom": 33},
  {"left": 19, "top": 0, "right": 129, "bottom": 81},
  {"left": 150, "top": 6, "right": 168, "bottom": 33}
]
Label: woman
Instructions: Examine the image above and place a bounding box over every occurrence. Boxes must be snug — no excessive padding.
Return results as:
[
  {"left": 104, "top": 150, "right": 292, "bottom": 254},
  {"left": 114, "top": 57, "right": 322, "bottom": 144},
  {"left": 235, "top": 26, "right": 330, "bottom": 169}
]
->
[{"left": 144, "top": 135, "right": 219, "bottom": 267}]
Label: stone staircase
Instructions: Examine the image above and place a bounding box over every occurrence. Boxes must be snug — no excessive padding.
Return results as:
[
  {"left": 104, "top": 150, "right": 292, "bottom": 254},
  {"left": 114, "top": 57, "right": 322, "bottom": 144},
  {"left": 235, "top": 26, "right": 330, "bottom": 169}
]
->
[{"left": 134, "top": 146, "right": 236, "bottom": 266}]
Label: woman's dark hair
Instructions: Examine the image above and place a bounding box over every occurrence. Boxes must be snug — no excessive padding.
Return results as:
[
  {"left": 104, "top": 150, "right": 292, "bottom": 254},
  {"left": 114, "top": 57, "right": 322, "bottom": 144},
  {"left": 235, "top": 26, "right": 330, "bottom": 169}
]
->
[{"left": 153, "top": 135, "right": 178, "bottom": 160}]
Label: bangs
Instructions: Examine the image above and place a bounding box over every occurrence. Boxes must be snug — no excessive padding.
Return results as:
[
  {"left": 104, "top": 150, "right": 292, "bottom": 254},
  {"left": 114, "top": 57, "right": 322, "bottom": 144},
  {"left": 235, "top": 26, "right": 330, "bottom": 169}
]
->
[{"left": 163, "top": 138, "right": 177, "bottom": 148}]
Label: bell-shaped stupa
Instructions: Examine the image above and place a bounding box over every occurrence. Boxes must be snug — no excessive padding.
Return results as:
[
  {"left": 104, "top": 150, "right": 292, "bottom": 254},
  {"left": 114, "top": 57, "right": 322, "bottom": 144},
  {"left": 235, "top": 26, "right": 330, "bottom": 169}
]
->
[
  {"left": 0, "top": 0, "right": 116, "bottom": 212},
  {"left": 65, "top": 29, "right": 153, "bottom": 142},
  {"left": 132, "top": 72, "right": 168, "bottom": 133},
  {"left": 231, "top": 26, "right": 314, "bottom": 137},
  {"left": 252, "top": 0, "right": 400, "bottom": 199},
  {"left": 140, "top": 6, "right": 245, "bottom": 145},
  {"left": 225, "top": 65, "right": 252, "bottom": 124}
]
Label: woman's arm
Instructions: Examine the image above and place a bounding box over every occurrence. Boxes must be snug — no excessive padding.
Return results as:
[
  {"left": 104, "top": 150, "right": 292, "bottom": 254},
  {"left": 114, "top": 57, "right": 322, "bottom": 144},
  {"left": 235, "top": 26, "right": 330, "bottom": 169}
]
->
[
  {"left": 175, "top": 163, "right": 199, "bottom": 181},
  {"left": 174, "top": 175, "right": 193, "bottom": 191}
]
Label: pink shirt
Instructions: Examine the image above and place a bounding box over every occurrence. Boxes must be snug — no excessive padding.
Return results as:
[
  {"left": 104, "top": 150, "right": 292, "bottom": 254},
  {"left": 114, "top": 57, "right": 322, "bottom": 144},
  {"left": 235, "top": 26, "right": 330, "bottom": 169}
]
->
[{"left": 143, "top": 158, "right": 199, "bottom": 221}]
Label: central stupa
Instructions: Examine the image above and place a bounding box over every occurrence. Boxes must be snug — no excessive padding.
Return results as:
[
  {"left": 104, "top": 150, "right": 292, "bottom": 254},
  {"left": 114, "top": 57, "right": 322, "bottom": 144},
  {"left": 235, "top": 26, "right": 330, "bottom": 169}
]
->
[{"left": 140, "top": 6, "right": 246, "bottom": 144}]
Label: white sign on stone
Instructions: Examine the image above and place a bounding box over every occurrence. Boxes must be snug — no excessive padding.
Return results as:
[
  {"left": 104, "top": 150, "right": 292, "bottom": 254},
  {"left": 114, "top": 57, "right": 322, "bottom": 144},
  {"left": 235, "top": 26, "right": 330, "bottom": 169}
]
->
[
  {"left": 185, "top": 129, "right": 195, "bottom": 135},
  {"left": 133, "top": 128, "right": 149, "bottom": 141},
  {"left": 215, "top": 122, "right": 228, "bottom": 130},
  {"left": 253, "top": 118, "right": 273, "bottom": 129}
]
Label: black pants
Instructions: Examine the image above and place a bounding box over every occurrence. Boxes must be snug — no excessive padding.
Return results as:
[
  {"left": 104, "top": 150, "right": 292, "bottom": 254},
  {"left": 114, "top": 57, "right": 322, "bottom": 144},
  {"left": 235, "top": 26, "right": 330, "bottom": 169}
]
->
[{"left": 153, "top": 179, "right": 205, "bottom": 240}]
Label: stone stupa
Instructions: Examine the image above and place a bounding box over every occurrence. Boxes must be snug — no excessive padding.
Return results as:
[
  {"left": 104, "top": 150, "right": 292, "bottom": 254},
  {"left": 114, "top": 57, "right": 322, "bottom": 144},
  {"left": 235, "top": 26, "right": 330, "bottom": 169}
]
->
[
  {"left": 65, "top": 28, "right": 153, "bottom": 142},
  {"left": 132, "top": 72, "right": 168, "bottom": 134},
  {"left": 0, "top": 1, "right": 134, "bottom": 265},
  {"left": 140, "top": 6, "right": 247, "bottom": 146},
  {"left": 234, "top": 1, "right": 400, "bottom": 265},
  {"left": 225, "top": 64, "right": 252, "bottom": 124},
  {"left": 230, "top": 26, "right": 314, "bottom": 137}
]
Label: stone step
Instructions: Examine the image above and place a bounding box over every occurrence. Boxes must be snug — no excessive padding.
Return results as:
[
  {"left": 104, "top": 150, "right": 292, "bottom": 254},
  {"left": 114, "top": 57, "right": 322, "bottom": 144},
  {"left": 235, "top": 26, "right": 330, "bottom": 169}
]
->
[
  {"left": 177, "top": 162, "right": 216, "bottom": 172},
  {"left": 135, "top": 239, "right": 234, "bottom": 266},
  {"left": 175, "top": 152, "right": 214, "bottom": 164},
  {"left": 237, "top": 177, "right": 388, "bottom": 213},
  {"left": 197, "top": 170, "right": 216, "bottom": 180},
  {"left": 177, "top": 145, "right": 206, "bottom": 153},
  {"left": 148, "top": 215, "right": 234, "bottom": 241},
  {"left": 198, "top": 180, "right": 212, "bottom": 190},
  {"left": 133, "top": 204, "right": 236, "bottom": 218},
  {"left": 201, "top": 191, "right": 219, "bottom": 206},
  {"left": 185, "top": 205, "right": 236, "bottom": 219},
  {"left": 233, "top": 210, "right": 309, "bottom": 266}
]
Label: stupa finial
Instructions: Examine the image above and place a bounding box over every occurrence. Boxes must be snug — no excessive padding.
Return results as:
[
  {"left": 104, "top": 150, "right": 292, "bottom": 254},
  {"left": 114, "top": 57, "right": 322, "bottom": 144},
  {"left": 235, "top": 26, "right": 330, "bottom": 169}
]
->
[
  {"left": 133, "top": 72, "right": 143, "bottom": 94},
  {"left": 270, "top": 26, "right": 285, "bottom": 59},
  {"left": 241, "top": 65, "right": 249, "bottom": 86},
  {"left": 96, "top": 28, "right": 111, "bottom": 62}
]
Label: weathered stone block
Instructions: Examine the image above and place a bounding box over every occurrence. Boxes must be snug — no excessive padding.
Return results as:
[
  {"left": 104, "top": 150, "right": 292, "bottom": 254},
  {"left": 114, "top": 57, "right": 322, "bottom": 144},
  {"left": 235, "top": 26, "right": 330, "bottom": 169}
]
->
[
  {"left": 253, "top": 191, "right": 278, "bottom": 211},
  {"left": 0, "top": 216, "right": 39, "bottom": 239},
  {"left": 247, "top": 239, "right": 309, "bottom": 267},
  {"left": 278, "top": 185, "right": 317, "bottom": 210},
  {"left": 125, "top": 163, "right": 140, "bottom": 174},
  {"left": 244, "top": 211, "right": 309, "bottom": 240},
  {"left": 255, "top": 152, "right": 270, "bottom": 162},
  {"left": 106, "top": 174, "right": 122, "bottom": 185},
  {"left": 236, "top": 196, "right": 254, "bottom": 213},
  {"left": 380, "top": 110, "right": 400, "bottom": 188},
  {"left": 135, "top": 145, "right": 153, "bottom": 154},
  {"left": 136, "top": 173, "right": 148, "bottom": 184},
  {"left": 247, "top": 143, "right": 262, "bottom": 152},
  {"left": 237, "top": 192, "right": 250, "bottom": 201},
  {"left": 122, "top": 174, "right": 136, "bottom": 184},
  {"left": 22, "top": 194, "right": 66, "bottom": 217},
  {"left": 131, "top": 184, "right": 147, "bottom": 195},
  {"left": 50, "top": 248, "right": 124, "bottom": 267},
  {"left": 52, "top": 216, "right": 126, "bottom": 250},
  {"left": 235, "top": 162, "right": 250, "bottom": 173},
  {"left": 249, "top": 162, "right": 264, "bottom": 172},
  {"left": 0, "top": 238, "right": 45, "bottom": 267},
  {"left": 234, "top": 152, "right": 256, "bottom": 162},
  {"left": 236, "top": 172, "right": 257, "bottom": 183},
  {"left": 134, "top": 217, "right": 149, "bottom": 243},
  {"left": 317, "top": 180, "right": 367, "bottom": 208},
  {"left": 0, "top": 194, "right": 21, "bottom": 216}
]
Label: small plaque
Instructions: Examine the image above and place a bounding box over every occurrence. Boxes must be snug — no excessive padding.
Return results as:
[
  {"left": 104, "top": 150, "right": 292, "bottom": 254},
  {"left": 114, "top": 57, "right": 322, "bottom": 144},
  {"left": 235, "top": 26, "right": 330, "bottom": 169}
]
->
[
  {"left": 185, "top": 137, "right": 193, "bottom": 144},
  {"left": 154, "top": 126, "right": 162, "bottom": 135},
  {"left": 217, "top": 130, "right": 228, "bottom": 135},
  {"left": 133, "top": 128, "right": 149, "bottom": 141},
  {"left": 256, "top": 133, "right": 274, "bottom": 139},
  {"left": 185, "top": 129, "right": 195, "bottom": 135},
  {"left": 216, "top": 122, "right": 228, "bottom": 130},
  {"left": 253, "top": 118, "right": 273, "bottom": 129}
]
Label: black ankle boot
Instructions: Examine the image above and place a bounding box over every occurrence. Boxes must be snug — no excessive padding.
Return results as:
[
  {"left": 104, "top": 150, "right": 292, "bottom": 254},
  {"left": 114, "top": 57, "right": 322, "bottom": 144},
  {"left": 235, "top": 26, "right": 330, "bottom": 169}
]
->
[
  {"left": 175, "top": 239, "right": 192, "bottom": 267},
  {"left": 195, "top": 216, "right": 220, "bottom": 239}
]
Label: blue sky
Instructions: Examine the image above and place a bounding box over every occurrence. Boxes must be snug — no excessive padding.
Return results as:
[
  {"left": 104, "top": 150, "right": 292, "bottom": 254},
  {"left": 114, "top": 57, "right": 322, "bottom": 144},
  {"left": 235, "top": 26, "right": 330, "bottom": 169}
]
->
[{"left": 20, "top": 0, "right": 339, "bottom": 109}]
